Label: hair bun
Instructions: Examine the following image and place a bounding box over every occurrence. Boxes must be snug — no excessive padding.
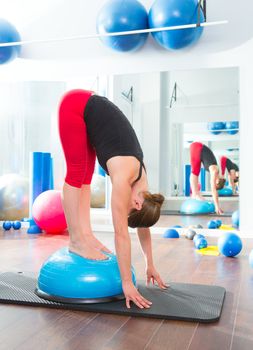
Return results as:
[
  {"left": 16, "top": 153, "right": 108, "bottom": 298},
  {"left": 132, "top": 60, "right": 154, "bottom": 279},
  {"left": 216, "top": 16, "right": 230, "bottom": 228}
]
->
[{"left": 152, "top": 193, "right": 165, "bottom": 206}]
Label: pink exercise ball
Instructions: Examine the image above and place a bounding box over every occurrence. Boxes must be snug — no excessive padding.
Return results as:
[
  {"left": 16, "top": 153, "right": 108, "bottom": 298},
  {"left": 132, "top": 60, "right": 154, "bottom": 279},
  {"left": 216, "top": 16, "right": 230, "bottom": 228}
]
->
[{"left": 32, "top": 190, "right": 67, "bottom": 233}]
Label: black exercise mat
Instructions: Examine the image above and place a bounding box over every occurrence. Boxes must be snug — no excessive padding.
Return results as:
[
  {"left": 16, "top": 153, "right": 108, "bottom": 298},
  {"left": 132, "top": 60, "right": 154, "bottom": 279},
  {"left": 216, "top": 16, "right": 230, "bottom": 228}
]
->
[
  {"left": 161, "top": 210, "right": 232, "bottom": 217},
  {"left": 0, "top": 272, "right": 225, "bottom": 323}
]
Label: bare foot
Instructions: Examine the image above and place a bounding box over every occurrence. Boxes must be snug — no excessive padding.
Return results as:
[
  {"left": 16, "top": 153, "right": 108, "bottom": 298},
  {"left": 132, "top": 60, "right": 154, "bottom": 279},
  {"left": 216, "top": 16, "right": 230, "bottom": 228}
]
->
[
  {"left": 69, "top": 241, "right": 108, "bottom": 260},
  {"left": 83, "top": 234, "right": 112, "bottom": 254},
  {"left": 193, "top": 194, "right": 205, "bottom": 201}
]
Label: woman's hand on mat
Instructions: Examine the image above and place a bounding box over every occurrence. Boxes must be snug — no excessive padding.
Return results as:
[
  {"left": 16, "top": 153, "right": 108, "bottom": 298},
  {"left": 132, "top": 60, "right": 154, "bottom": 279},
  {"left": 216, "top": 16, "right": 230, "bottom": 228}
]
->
[
  {"left": 122, "top": 281, "right": 152, "bottom": 309},
  {"left": 215, "top": 206, "right": 224, "bottom": 215},
  {"left": 146, "top": 266, "right": 168, "bottom": 289}
]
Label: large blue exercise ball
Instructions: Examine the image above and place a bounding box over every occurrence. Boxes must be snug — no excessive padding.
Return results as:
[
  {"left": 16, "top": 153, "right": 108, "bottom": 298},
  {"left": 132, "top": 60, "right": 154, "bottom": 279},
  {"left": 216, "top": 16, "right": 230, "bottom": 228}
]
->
[
  {"left": 218, "top": 187, "right": 233, "bottom": 197},
  {"left": 36, "top": 248, "right": 136, "bottom": 303},
  {"left": 180, "top": 199, "right": 215, "bottom": 215},
  {"left": 0, "top": 19, "right": 21, "bottom": 64},
  {"left": 207, "top": 122, "right": 225, "bottom": 135},
  {"left": 249, "top": 250, "right": 253, "bottom": 268},
  {"left": 96, "top": 0, "right": 149, "bottom": 52},
  {"left": 225, "top": 121, "right": 239, "bottom": 135},
  {"left": 218, "top": 232, "right": 242, "bottom": 257},
  {"left": 148, "top": 0, "right": 204, "bottom": 50},
  {"left": 232, "top": 210, "right": 239, "bottom": 229}
]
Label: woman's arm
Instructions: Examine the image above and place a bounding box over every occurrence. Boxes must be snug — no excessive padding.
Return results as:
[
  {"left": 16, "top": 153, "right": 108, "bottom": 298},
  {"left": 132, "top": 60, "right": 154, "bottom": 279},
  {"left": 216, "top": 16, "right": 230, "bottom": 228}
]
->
[
  {"left": 137, "top": 227, "right": 167, "bottom": 289},
  {"left": 111, "top": 177, "right": 151, "bottom": 308}
]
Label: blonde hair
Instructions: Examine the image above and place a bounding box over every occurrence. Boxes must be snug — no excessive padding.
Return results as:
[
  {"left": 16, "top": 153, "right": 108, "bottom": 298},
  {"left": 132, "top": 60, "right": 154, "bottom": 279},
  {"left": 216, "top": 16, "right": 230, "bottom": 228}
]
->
[{"left": 128, "top": 191, "right": 165, "bottom": 228}]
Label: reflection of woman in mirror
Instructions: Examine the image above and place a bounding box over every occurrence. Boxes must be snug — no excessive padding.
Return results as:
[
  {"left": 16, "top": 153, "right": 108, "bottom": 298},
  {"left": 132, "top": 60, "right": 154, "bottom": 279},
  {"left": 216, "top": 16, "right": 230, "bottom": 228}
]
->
[
  {"left": 220, "top": 156, "right": 239, "bottom": 194},
  {"left": 190, "top": 142, "right": 225, "bottom": 215},
  {"left": 58, "top": 89, "right": 167, "bottom": 309}
]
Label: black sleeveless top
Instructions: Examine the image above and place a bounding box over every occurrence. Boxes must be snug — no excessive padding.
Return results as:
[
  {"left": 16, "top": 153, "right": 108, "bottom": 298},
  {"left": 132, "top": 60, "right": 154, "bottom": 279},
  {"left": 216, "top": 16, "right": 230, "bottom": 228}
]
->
[
  {"left": 226, "top": 158, "right": 239, "bottom": 172},
  {"left": 201, "top": 145, "right": 217, "bottom": 171},
  {"left": 84, "top": 95, "right": 145, "bottom": 181}
]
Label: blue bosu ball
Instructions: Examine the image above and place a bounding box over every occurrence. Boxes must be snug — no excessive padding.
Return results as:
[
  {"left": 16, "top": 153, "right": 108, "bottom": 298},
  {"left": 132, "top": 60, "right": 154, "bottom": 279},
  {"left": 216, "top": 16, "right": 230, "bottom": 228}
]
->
[
  {"left": 163, "top": 228, "right": 180, "bottom": 238},
  {"left": 218, "top": 187, "right": 233, "bottom": 197},
  {"left": 36, "top": 248, "right": 136, "bottom": 303},
  {"left": 180, "top": 199, "right": 215, "bottom": 215}
]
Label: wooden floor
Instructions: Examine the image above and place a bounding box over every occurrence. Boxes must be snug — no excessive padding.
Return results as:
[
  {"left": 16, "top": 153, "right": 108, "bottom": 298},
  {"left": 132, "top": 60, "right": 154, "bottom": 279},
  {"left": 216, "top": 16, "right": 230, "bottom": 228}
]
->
[{"left": 0, "top": 227, "right": 252, "bottom": 350}]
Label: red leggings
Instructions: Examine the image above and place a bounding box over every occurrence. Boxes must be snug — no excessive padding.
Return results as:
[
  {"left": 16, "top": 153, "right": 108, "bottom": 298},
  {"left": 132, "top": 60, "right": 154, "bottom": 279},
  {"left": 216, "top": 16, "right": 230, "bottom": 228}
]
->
[
  {"left": 220, "top": 156, "right": 227, "bottom": 176},
  {"left": 58, "top": 89, "right": 96, "bottom": 188},
  {"left": 190, "top": 142, "right": 203, "bottom": 176}
]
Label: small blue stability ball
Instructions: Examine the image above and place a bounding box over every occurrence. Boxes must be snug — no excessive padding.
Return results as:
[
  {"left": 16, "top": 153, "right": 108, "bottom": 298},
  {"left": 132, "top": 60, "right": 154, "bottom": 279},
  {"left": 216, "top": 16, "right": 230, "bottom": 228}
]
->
[
  {"left": 180, "top": 199, "right": 215, "bottom": 215},
  {"left": 36, "top": 248, "right": 136, "bottom": 303},
  {"left": 148, "top": 0, "right": 205, "bottom": 50},
  {"left": 225, "top": 121, "right": 239, "bottom": 135},
  {"left": 207, "top": 122, "right": 225, "bottom": 135},
  {"left": 195, "top": 237, "right": 208, "bottom": 249},
  {"left": 207, "top": 220, "right": 218, "bottom": 229},
  {"left": 12, "top": 220, "right": 21, "bottom": 230},
  {"left": 163, "top": 228, "right": 179, "bottom": 238},
  {"left": 3, "top": 221, "right": 12, "bottom": 230},
  {"left": 232, "top": 210, "right": 239, "bottom": 229},
  {"left": 193, "top": 233, "right": 205, "bottom": 244},
  {"left": 0, "top": 19, "right": 21, "bottom": 64},
  {"left": 96, "top": 0, "right": 149, "bottom": 52},
  {"left": 218, "top": 232, "right": 242, "bottom": 257}
]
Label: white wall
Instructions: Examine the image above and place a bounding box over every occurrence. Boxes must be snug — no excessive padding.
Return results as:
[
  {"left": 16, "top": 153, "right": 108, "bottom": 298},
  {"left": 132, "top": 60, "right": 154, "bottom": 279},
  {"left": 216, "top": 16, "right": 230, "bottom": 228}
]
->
[{"left": 0, "top": 0, "right": 252, "bottom": 232}]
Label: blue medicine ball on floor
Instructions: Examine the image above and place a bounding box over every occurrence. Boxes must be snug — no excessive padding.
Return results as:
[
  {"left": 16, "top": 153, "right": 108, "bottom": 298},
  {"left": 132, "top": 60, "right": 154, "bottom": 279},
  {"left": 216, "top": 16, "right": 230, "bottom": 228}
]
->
[
  {"left": 215, "top": 220, "right": 222, "bottom": 228},
  {"left": 218, "top": 187, "right": 233, "bottom": 197},
  {"left": 36, "top": 248, "right": 136, "bottom": 303},
  {"left": 225, "top": 121, "right": 239, "bottom": 135},
  {"left": 0, "top": 19, "right": 21, "bottom": 64},
  {"left": 3, "top": 221, "right": 12, "bottom": 230},
  {"left": 207, "top": 122, "right": 225, "bottom": 135},
  {"left": 148, "top": 0, "right": 204, "bottom": 50},
  {"left": 207, "top": 220, "right": 218, "bottom": 229},
  {"left": 180, "top": 199, "right": 215, "bottom": 215},
  {"left": 232, "top": 210, "right": 239, "bottom": 229},
  {"left": 163, "top": 228, "right": 179, "bottom": 238},
  {"left": 96, "top": 0, "right": 149, "bottom": 52},
  {"left": 194, "top": 237, "right": 208, "bottom": 249},
  {"left": 218, "top": 232, "right": 242, "bottom": 257},
  {"left": 193, "top": 233, "right": 205, "bottom": 244}
]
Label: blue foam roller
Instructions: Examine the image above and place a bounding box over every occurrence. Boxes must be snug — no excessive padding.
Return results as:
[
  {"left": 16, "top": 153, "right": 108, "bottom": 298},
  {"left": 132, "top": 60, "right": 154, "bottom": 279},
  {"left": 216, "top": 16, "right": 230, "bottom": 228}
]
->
[
  {"left": 218, "top": 187, "right": 233, "bottom": 197},
  {"left": 180, "top": 199, "right": 215, "bottom": 214},
  {"left": 218, "top": 232, "right": 242, "bottom": 257},
  {"left": 163, "top": 228, "right": 180, "bottom": 238},
  {"left": 36, "top": 248, "right": 136, "bottom": 302}
]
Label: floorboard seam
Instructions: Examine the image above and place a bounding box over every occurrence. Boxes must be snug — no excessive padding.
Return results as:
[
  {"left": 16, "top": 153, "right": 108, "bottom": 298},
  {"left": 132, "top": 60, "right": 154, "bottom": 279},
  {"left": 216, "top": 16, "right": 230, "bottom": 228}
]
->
[
  {"left": 143, "top": 319, "right": 164, "bottom": 350},
  {"left": 229, "top": 274, "right": 243, "bottom": 350},
  {"left": 186, "top": 323, "right": 199, "bottom": 350},
  {"left": 102, "top": 316, "right": 131, "bottom": 348}
]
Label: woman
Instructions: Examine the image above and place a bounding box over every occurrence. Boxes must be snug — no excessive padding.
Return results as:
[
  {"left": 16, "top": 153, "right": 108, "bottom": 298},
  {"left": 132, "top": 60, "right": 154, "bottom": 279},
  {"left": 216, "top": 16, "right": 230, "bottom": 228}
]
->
[
  {"left": 220, "top": 156, "right": 239, "bottom": 193},
  {"left": 190, "top": 142, "right": 225, "bottom": 215},
  {"left": 58, "top": 89, "right": 167, "bottom": 309}
]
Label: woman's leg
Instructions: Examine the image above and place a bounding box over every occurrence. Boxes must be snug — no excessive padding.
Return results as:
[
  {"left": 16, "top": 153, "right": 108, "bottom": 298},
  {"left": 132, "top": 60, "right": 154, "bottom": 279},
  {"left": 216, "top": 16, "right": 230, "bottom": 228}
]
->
[
  {"left": 79, "top": 138, "right": 112, "bottom": 253},
  {"left": 58, "top": 90, "right": 107, "bottom": 260},
  {"left": 190, "top": 142, "right": 204, "bottom": 200}
]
